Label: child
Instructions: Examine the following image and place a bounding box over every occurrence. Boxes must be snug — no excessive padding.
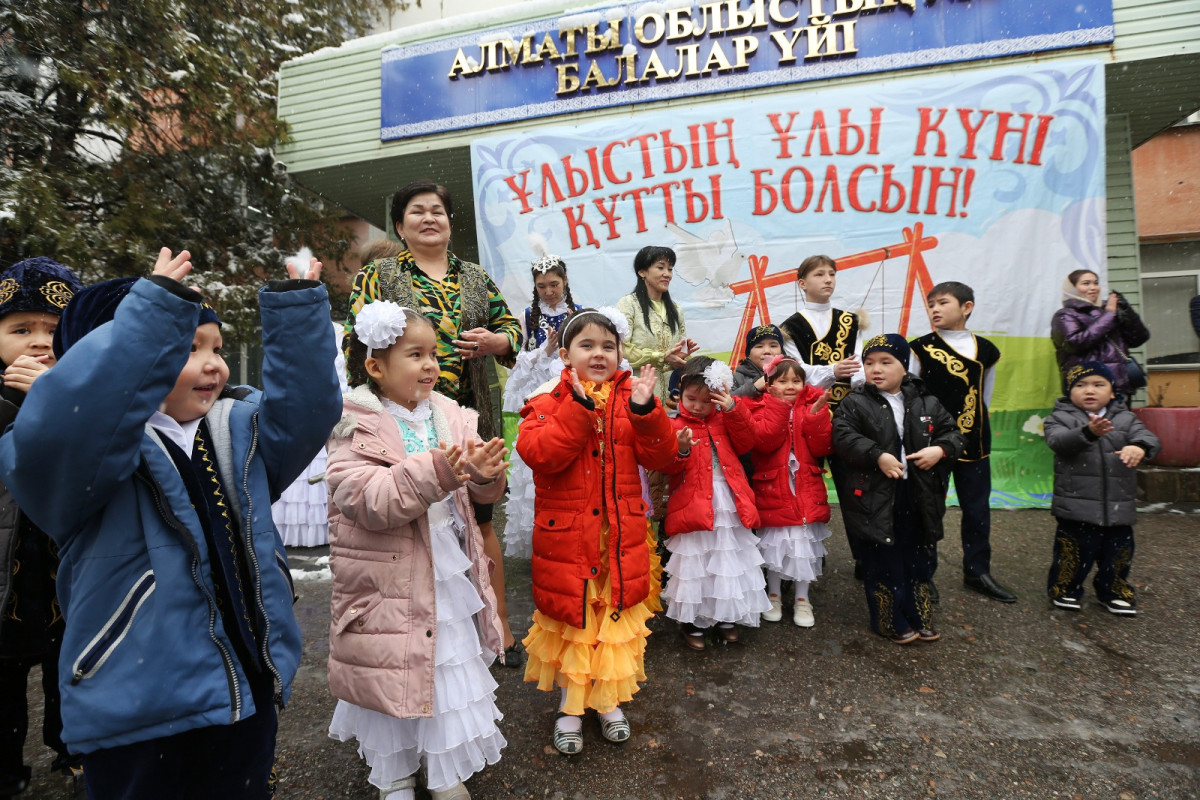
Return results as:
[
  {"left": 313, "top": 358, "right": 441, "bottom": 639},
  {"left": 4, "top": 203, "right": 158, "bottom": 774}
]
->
[
  {"left": 909, "top": 281, "right": 1016, "bottom": 603},
  {"left": 0, "top": 258, "right": 83, "bottom": 797},
  {"left": 747, "top": 356, "right": 833, "bottom": 628},
  {"left": 1043, "top": 362, "right": 1159, "bottom": 615},
  {"left": 659, "top": 356, "right": 768, "bottom": 650},
  {"left": 0, "top": 248, "right": 340, "bottom": 798},
  {"left": 517, "top": 309, "right": 676, "bottom": 755},
  {"left": 832, "top": 334, "right": 964, "bottom": 644},
  {"left": 326, "top": 301, "right": 509, "bottom": 800},
  {"left": 502, "top": 253, "right": 580, "bottom": 559},
  {"left": 732, "top": 324, "right": 784, "bottom": 397},
  {"left": 779, "top": 254, "right": 863, "bottom": 409}
]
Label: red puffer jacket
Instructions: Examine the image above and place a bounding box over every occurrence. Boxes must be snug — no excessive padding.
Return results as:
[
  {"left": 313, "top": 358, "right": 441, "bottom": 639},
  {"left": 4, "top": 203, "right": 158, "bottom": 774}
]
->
[
  {"left": 660, "top": 398, "right": 759, "bottom": 536},
  {"left": 748, "top": 385, "right": 834, "bottom": 526},
  {"left": 516, "top": 369, "right": 677, "bottom": 629}
]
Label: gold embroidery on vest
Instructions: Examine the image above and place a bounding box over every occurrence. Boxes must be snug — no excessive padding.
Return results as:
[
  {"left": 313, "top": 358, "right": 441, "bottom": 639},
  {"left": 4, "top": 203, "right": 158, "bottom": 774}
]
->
[
  {"left": 957, "top": 387, "right": 978, "bottom": 435},
  {"left": 925, "top": 346, "right": 969, "bottom": 384}
]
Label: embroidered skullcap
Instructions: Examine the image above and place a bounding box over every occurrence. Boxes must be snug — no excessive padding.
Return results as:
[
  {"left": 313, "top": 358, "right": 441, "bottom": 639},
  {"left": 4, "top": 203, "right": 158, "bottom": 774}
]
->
[
  {"left": 745, "top": 323, "right": 783, "bottom": 351},
  {"left": 1065, "top": 361, "right": 1114, "bottom": 392},
  {"left": 861, "top": 333, "right": 910, "bottom": 364},
  {"left": 0, "top": 257, "right": 83, "bottom": 321}
]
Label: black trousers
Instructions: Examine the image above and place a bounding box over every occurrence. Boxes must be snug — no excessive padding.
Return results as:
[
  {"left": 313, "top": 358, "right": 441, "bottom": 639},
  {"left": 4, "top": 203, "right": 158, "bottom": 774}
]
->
[
  {"left": 1047, "top": 517, "right": 1136, "bottom": 605},
  {"left": 0, "top": 648, "right": 70, "bottom": 791},
  {"left": 81, "top": 676, "right": 277, "bottom": 800},
  {"left": 858, "top": 481, "right": 938, "bottom": 636},
  {"left": 952, "top": 458, "right": 993, "bottom": 577}
]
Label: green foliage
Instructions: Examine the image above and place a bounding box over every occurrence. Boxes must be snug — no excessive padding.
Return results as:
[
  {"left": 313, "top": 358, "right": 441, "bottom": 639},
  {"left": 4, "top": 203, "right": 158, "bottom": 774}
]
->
[{"left": 0, "top": 0, "right": 389, "bottom": 342}]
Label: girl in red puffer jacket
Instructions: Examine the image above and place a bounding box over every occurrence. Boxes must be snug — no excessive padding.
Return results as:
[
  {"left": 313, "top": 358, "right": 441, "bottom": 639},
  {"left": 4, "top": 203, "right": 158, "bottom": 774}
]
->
[
  {"left": 659, "top": 356, "right": 769, "bottom": 651},
  {"left": 516, "top": 309, "right": 677, "bottom": 757},
  {"left": 747, "top": 356, "right": 834, "bottom": 629}
]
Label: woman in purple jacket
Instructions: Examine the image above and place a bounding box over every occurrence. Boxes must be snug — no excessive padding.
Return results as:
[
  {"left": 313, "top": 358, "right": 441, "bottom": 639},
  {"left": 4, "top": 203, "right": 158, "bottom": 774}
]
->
[{"left": 1051, "top": 270, "right": 1150, "bottom": 397}]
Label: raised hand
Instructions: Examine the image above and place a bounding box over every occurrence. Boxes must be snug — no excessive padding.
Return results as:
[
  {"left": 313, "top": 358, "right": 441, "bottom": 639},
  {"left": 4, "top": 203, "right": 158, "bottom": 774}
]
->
[
  {"left": 676, "top": 426, "right": 695, "bottom": 454},
  {"left": 906, "top": 446, "right": 944, "bottom": 471},
  {"left": 877, "top": 452, "right": 905, "bottom": 479},
  {"left": 664, "top": 340, "right": 688, "bottom": 368},
  {"left": 709, "top": 387, "right": 734, "bottom": 412},
  {"left": 1105, "top": 292, "right": 1119, "bottom": 313},
  {"left": 543, "top": 329, "right": 558, "bottom": 354},
  {"left": 569, "top": 367, "right": 587, "bottom": 399},
  {"left": 152, "top": 247, "right": 192, "bottom": 284},
  {"left": 630, "top": 364, "right": 658, "bottom": 406},
  {"left": 286, "top": 256, "right": 323, "bottom": 281},
  {"left": 466, "top": 437, "right": 509, "bottom": 481},
  {"left": 809, "top": 389, "right": 831, "bottom": 415},
  {"left": 833, "top": 355, "right": 859, "bottom": 380}
]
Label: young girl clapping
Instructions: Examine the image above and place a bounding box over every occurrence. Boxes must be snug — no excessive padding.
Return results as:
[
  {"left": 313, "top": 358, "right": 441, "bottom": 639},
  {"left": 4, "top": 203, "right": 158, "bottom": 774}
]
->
[
  {"left": 326, "top": 302, "right": 509, "bottom": 800},
  {"left": 660, "top": 357, "right": 769, "bottom": 651},
  {"left": 748, "top": 356, "right": 833, "bottom": 627},
  {"left": 502, "top": 253, "right": 580, "bottom": 559},
  {"left": 517, "top": 309, "right": 676, "bottom": 755}
]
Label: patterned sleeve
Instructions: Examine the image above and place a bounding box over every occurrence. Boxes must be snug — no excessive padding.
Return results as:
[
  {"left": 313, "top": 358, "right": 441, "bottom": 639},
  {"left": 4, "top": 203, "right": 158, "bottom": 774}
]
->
[
  {"left": 342, "top": 262, "right": 382, "bottom": 367},
  {"left": 485, "top": 272, "right": 521, "bottom": 369}
]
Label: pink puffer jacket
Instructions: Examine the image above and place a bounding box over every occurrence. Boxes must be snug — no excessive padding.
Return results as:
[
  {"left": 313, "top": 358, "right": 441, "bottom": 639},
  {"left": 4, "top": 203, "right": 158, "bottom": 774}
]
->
[{"left": 325, "top": 386, "right": 505, "bottom": 719}]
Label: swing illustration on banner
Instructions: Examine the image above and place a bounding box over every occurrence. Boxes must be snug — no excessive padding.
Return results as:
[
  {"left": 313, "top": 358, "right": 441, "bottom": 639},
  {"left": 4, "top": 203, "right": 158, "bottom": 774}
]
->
[{"left": 727, "top": 223, "right": 940, "bottom": 367}]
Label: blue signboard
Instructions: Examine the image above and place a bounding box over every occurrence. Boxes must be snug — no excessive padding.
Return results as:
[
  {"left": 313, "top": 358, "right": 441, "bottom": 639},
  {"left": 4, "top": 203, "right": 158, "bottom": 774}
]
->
[{"left": 382, "top": 0, "right": 1114, "bottom": 141}]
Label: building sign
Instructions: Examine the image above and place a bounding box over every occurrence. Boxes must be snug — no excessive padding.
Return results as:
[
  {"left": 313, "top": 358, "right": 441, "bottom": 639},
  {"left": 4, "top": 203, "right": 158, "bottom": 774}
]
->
[
  {"left": 472, "top": 58, "right": 1107, "bottom": 507},
  {"left": 382, "top": 0, "right": 1113, "bottom": 140}
]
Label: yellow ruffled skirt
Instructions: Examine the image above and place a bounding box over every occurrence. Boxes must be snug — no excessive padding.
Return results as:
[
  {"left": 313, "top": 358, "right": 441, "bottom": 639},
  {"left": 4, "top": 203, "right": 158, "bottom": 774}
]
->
[{"left": 523, "top": 519, "right": 661, "bottom": 715}]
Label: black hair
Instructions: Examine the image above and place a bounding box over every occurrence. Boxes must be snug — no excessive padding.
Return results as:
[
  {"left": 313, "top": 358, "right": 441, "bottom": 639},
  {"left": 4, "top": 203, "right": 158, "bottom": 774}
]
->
[
  {"left": 677, "top": 355, "right": 715, "bottom": 393},
  {"left": 927, "top": 281, "right": 975, "bottom": 307},
  {"left": 765, "top": 358, "right": 806, "bottom": 385},
  {"left": 525, "top": 258, "right": 577, "bottom": 352},
  {"left": 1067, "top": 269, "right": 1098, "bottom": 287},
  {"left": 345, "top": 307, "right": 436, "bottom": 391},
  {"left": 797, "top": 254, "right": 837, "bottom": 282},
  {"left": 632, "top": 245, "right": 681, "bottom": 335},
  {"left": 390, "top": 180, "right": 454, "bottom": 236},
  {"left": 558, "top": 309, "right": 619, "bottom": 351}
]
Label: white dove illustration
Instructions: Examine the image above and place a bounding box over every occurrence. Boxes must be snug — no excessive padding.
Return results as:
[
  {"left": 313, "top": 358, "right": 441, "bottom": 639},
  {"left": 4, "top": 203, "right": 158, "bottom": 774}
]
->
[{"left": 665, "top": 219, "right": 747, "bottom": 308}]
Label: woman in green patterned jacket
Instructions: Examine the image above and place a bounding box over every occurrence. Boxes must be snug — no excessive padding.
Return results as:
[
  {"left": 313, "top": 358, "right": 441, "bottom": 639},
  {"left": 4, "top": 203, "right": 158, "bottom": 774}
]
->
[{"left": 343, "top": 179, "right": 524, "bottom": 663}]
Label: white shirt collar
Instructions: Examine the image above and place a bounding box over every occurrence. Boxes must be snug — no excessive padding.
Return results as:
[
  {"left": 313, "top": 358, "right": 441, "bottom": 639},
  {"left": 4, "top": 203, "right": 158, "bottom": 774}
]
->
[
  {"left": 383, "top": 396, "right": 432, "bottom": 424},
  {"left": 539, "top": 299, "right": 570, "bottom": 317},
  {"left": 149, "top": 412, "right": 203, "bottom": 458},
  {"left": 804, "top": 300, "right": 832, "bottom": 313}
]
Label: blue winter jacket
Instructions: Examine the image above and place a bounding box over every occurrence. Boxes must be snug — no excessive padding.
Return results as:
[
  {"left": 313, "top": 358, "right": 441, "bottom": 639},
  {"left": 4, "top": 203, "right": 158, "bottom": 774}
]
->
[{"left": 0, "top": 277, "right": 341, "bottom": 754}]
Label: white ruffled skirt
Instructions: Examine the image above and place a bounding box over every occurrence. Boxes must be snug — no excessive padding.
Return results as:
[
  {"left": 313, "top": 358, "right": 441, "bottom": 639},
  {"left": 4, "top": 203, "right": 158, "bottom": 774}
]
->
[
  {"left": 329, "top": 500, "right": 505, "bottom": 791},
  {"left": 502, "top": 348, "right": 559, "bottom": 559},
  {"left": 661, "top": 469, "right": 770, "bottom": 628},
  {"left": 270, "top": 449, "right": 328, "bottom": 547},
  {"left": 757, "top": 521, "right": 831, "bottom": 583}
]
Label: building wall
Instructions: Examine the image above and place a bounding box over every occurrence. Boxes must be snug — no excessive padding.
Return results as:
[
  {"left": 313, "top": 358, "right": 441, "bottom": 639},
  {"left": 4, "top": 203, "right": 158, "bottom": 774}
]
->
[{"left": 1132, "top": 124, "right": 1200, "bottom": 240}]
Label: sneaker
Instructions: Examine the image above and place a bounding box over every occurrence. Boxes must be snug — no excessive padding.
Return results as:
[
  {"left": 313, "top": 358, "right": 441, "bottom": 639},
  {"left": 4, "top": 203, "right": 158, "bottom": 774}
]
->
[
  {"left": 1102, "top": 598, "right": 1137, "bottom": 616},
  {"left": 792, "top": 598, "right": 815, "bottom": 628},
  {"left": 762, "top": 594, "right": 783, "bottom": 623},
  {"left": 1051, "top": 596, "right": 1082, "bottom": 611}
]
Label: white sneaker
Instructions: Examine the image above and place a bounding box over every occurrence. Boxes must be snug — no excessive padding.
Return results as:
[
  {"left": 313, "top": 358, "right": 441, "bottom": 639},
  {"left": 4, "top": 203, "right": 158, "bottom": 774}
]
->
[
  {"left": 793, "top": 598, "right": 815, "bottom": 628},
  {"left": 762, "top": 594, "right": 783, "bottom": 622}
]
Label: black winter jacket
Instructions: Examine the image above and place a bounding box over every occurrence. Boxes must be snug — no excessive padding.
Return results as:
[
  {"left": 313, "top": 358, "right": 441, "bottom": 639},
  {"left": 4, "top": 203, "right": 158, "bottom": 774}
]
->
[
  {"left": 832, "top": 376, "right": 965, "bottom": 547},
  {"left": 1044, "top": 398, "right": 1160, "bottom": 527}
]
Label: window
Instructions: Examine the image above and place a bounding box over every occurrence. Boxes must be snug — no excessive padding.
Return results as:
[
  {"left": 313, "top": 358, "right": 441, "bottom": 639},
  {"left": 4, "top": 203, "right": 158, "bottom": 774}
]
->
[{"left": 1140, "top": 241, "right": 1200, "bottom": 366}]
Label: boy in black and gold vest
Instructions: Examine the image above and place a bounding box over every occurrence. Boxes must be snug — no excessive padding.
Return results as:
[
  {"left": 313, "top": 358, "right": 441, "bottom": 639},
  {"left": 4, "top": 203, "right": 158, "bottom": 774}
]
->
[{"left": 910, "top": 282, "right": 1017, "bottom": 603}]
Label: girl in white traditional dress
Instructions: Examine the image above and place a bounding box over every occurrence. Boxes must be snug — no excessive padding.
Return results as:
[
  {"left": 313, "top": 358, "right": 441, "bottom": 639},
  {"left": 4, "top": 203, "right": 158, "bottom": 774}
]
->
[
  {"left": 501, "top": 252, "right": 580, "bottom": 558},
  {"left": 658, "top": 357, "right": 771, "bottom": 650},
  {"left": 326, "top": 301, "right": 509, "bottom": 800}
]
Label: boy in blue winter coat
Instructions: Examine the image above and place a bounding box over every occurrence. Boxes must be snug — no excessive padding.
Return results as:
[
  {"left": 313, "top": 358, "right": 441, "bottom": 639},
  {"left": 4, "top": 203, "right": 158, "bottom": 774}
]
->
[
  {"left": 0, "top": 248, "right": 341, "bottom": 800},
  {"left": 1044, "top": 362, "right": 1160, "bottom": 616}
]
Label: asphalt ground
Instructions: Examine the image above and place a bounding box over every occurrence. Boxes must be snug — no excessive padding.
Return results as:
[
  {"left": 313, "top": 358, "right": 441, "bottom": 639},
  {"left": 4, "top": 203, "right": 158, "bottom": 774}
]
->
[{"left": 21, "top": 503, "right": 1200, "bottom": 799}]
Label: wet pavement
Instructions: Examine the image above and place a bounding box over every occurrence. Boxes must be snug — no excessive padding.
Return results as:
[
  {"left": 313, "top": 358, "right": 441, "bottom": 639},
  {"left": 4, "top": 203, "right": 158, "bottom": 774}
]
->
[{"left": 22, "top": 505, "right": 1200, "bottom": 799}]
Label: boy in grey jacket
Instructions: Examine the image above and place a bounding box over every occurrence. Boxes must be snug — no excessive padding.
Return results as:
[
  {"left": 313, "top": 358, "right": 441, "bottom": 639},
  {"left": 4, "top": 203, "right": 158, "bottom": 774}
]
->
[{"left": 1044, "top": 362, "right": 1160, "bottom": 615}]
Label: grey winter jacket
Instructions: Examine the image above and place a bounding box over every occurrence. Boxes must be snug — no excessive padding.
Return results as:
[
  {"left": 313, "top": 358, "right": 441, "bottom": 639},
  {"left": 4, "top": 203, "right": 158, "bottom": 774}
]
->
[{"left": 1043, "top": 398, "right": 1160, "bottom": 527}]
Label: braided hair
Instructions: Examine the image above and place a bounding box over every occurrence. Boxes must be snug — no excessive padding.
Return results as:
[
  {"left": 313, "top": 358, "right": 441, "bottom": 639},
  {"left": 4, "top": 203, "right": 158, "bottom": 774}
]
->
[{"left": 525, "top": 257, "right": 576, "bottom": 351}]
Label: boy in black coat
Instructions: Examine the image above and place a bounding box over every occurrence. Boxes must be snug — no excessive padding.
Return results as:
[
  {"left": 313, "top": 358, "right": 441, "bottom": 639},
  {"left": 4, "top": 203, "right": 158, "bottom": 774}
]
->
[{"left": 833, "top": 334, "right": 964, "bottom": 644}]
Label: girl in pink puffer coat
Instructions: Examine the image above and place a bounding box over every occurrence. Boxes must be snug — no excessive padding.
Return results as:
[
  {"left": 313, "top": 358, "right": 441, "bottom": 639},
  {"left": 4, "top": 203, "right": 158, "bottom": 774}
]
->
[{"left": 326, "top": 303, "right": 509, "bottom": 800}]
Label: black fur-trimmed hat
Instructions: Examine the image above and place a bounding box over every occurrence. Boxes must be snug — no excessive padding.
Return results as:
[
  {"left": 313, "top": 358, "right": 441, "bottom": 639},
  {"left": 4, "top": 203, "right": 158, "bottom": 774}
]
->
[{"left": 0, "top": 257, "right": 83, "bottom": 321}]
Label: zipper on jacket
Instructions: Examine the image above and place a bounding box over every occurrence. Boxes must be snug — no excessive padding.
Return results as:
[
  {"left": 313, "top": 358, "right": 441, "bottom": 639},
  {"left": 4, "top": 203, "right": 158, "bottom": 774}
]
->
[
  {"left": 1099, "top": 434, "right": 1110, "bottom": 527},
  {"left": 607, "top": 394, "right": 624, "bottom": 617},
  {"left": 71, "top": 570, "right": 155, "bottom": 684},
  {"left": 137, "top": 469, "right": 242, "bottom": 720},
  {"left": 240, "top": 414, "right": 286, "bottom": 708}
]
